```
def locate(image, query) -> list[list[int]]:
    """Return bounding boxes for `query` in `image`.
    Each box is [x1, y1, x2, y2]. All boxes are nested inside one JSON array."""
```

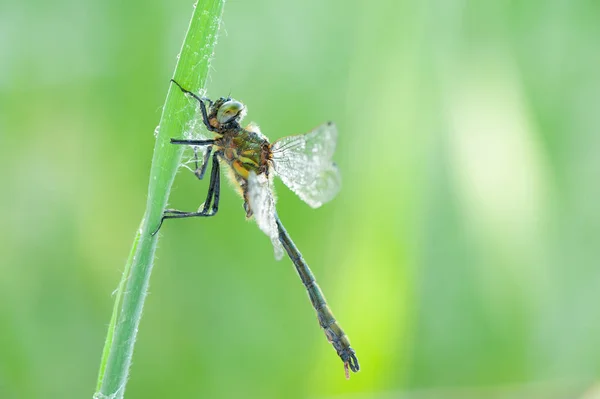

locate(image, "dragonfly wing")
[[271, 122, 341, 208], [247, 171, 284, 260]]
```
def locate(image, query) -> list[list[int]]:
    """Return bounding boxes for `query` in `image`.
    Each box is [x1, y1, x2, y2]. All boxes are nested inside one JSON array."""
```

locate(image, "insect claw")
[[150, 218, 165, 236], [170, 78, 183, 91]]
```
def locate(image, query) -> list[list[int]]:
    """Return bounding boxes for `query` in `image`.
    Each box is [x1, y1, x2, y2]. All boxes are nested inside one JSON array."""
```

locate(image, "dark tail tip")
[[349, 353, 360, 372]]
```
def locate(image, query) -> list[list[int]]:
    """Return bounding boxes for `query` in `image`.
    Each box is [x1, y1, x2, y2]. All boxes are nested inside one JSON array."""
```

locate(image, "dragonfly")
[[155, 79, 359, 378]]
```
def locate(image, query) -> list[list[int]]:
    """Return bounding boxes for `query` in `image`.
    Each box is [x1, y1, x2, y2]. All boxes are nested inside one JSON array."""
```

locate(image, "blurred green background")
[[1, 0, 600, 398]]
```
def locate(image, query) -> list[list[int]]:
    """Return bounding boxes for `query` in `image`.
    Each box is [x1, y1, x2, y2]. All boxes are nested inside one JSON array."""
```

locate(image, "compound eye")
[[217, 100, 244, 124]]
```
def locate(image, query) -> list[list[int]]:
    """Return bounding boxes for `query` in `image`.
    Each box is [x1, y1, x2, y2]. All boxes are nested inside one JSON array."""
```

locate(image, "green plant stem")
[[95, 224, 141, 393], [94, 1, 225, 397]]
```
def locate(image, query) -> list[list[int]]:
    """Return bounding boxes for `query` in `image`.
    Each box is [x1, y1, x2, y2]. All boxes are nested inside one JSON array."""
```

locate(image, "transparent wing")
[[247, 171, 284, 260], [270, 122, 341, 208]]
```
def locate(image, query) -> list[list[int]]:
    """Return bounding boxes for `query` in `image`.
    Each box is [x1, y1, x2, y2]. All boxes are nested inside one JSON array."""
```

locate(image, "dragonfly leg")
[[151, 154, 220, 235], [170, 79, 215, 132], [242, 186, 253, 218], [171, 138, 215, 146], [193, 145, 212, 180], [207, 153, 221, 213]]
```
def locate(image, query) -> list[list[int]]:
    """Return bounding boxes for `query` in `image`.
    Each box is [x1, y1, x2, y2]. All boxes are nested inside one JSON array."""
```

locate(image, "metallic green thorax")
[[230, 127, 270, 173], [206, 98, 270, 180]]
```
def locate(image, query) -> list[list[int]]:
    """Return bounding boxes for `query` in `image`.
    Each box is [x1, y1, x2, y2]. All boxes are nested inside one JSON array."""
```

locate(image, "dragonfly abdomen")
[[275, 216, 359, 377], [308, 281, 359, 375]]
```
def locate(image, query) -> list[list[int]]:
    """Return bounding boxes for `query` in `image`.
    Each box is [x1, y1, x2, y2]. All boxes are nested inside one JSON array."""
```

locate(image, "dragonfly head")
[[214, 98, 246, 125]]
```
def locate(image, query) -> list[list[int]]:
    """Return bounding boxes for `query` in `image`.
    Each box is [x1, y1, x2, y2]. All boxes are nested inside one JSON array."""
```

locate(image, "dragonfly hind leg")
[[151, 154, 221, 235]]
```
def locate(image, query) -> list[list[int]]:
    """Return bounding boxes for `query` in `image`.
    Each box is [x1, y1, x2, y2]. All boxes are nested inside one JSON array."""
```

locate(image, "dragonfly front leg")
[[170, 79, 214, 132], [151, 153, 221, 235]]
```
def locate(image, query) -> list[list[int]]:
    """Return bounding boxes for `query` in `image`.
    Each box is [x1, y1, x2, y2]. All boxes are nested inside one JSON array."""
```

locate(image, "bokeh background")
[[2, 0, 600, 398]]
